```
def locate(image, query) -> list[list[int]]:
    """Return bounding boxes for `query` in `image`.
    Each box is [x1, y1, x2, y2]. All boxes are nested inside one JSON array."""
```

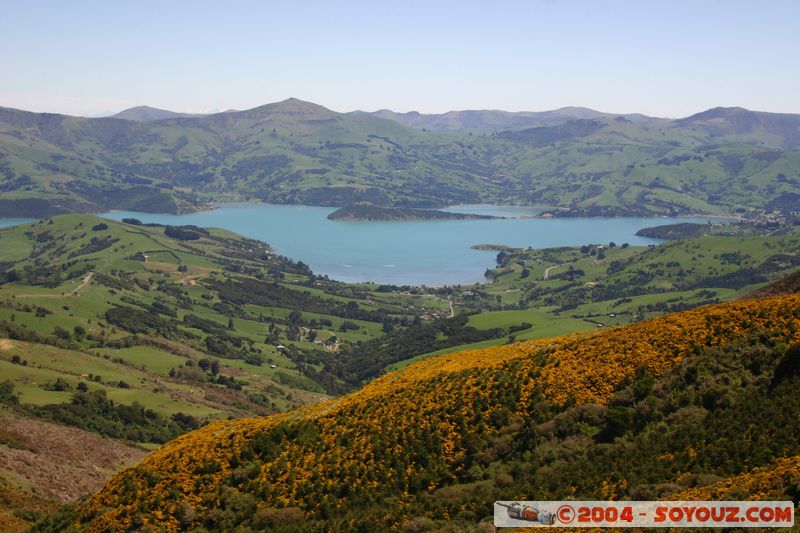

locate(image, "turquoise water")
[[100, 204, 720, 286], [0, 218, 35, 228]]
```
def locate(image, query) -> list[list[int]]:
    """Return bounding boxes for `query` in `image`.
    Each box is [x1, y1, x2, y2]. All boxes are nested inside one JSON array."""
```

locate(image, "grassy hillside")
[[374, 226, 800, 369], [0, 215, 454, 423], [1, 101, 800, 218], [52, 292, 800, 531], [0, 214, 476, 529]]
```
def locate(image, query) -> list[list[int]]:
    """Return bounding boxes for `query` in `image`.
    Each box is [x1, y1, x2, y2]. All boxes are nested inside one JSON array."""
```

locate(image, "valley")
[[1, 212, 798, 529]]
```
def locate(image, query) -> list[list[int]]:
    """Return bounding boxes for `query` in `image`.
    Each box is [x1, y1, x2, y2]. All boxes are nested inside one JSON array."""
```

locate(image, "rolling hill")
[[362, 106, 661, 132], [112, 106, 205, 122], [0, 214, 460, 529], [45, 287, 800, 531], [1, 100, 800, 218]]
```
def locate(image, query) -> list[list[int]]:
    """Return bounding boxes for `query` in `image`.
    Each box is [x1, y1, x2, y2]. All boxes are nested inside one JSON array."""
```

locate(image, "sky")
[[1, 0, 798, 118]]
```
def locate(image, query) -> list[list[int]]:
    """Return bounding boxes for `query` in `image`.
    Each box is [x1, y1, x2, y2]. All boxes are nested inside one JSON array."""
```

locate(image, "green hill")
[[0, 214, 478, 529], [39, 291, 800, 531], [0, 214, 450, 421], [112, 106, 204, 122], [1, 101, 799, 218], [362, 106, 640, 132], [326, 202, 497, 221]]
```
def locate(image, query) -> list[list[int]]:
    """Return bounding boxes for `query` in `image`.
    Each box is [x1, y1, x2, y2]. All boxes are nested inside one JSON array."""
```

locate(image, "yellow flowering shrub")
[[671, 455, 800, 500], [77, 294, 800, 531]]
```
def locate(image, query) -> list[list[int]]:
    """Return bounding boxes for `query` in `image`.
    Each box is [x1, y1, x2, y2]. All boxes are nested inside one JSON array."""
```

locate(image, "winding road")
[[543, 263, 564, 280]]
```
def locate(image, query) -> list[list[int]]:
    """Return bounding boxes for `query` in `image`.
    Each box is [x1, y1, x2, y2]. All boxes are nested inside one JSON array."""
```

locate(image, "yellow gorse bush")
[[79, 294, 800, 531], [672, 455, 800, 501]]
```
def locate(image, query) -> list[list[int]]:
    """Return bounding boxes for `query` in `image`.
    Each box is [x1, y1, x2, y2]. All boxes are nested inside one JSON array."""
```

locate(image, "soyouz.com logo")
[[493, 501, 795, 528]]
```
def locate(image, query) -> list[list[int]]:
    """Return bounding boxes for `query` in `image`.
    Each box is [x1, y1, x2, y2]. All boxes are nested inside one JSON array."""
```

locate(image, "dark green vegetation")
[[309, 314, 507, 386], [2, 100, 800, 218], [635, 221, 712, 240], [2, 383, 201, 444], [326, 202, 497, 221]]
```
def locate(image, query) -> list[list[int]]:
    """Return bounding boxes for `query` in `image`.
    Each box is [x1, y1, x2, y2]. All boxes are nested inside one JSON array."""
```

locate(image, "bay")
[[100, 204, 721, 286]]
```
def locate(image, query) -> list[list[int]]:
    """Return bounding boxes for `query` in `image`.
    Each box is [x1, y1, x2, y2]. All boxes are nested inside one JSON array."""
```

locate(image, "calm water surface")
[[0, 218, 35, 228], [98, 204, 719, 286]]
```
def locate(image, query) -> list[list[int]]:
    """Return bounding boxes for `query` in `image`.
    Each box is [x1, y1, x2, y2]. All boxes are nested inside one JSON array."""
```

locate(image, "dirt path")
[[70, 271, 94, 295], [13, 272, 94, 299], [543, 263, 564, 280], [448, 298, 454, 318]]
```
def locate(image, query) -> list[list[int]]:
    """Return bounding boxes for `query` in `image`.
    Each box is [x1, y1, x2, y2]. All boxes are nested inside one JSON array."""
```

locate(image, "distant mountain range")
[[112, 106, 204, 121], [112, 106, 240, 122], [1, 98, 799, 217], [360, 106, 662, 132], [113, 103, 662, 131]]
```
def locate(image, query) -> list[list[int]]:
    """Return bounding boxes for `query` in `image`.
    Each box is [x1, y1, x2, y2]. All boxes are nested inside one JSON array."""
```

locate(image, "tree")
[[210, 359, 220, 375], [53, 326, 71, 340], [228, 317, 235, 329], [0, 381, 18, 404], [77, 382, 89, 392], [73, 325, 87, 340]]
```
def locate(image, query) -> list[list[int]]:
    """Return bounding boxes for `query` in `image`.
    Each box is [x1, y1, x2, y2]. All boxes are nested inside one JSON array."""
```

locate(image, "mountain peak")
[[240, 98, 336, 120], [113, 106, 201, 122]]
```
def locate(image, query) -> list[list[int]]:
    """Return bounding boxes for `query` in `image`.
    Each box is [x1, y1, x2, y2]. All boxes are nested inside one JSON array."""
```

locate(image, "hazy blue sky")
[[1, 0, 798, 117]]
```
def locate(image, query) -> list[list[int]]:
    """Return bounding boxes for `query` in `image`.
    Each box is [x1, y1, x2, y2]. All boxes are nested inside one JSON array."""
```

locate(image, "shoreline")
[[0, 196, 749, 223]]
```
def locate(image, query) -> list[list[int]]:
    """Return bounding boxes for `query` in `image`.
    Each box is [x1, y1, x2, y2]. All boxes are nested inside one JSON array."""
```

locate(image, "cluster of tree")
[[1, 387, 202, 444], [3, 260, 91, 288], [67, 235, 120, 258], [295, 314, 505, 390], [206, 277, 396, 323], [164, 225, 208, 241], [104, 305, 186, 338]]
